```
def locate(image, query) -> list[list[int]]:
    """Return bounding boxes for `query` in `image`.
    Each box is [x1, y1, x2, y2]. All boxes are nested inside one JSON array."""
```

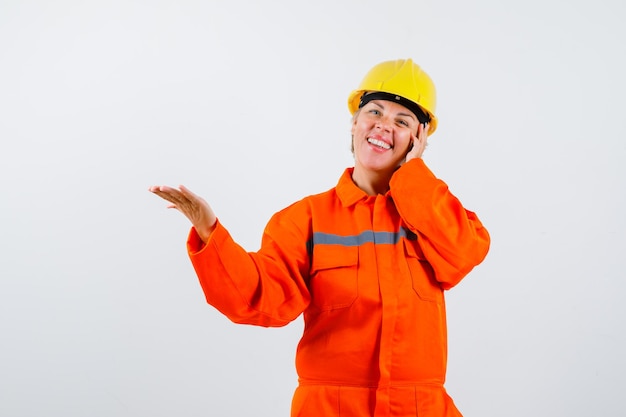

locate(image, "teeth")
[[367, 138, 391, 149]]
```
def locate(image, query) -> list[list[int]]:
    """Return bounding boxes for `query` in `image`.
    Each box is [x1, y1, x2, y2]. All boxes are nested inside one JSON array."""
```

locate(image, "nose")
[[375, 115, 393, 132]]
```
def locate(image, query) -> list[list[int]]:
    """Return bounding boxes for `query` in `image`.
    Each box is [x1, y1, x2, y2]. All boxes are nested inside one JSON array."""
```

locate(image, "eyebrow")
[[370, 100, 416, 121]]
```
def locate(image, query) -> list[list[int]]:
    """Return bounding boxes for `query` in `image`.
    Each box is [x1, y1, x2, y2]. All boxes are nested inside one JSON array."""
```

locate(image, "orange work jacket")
[[187, 158, 490, 417]]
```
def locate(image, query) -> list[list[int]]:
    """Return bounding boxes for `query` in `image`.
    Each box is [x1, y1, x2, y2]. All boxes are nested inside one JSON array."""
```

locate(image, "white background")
[[1, 0, 625, 416]]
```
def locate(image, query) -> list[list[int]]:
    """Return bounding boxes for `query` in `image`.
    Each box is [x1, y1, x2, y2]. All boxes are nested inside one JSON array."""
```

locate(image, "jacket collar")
[[336, 167, 371, 207]]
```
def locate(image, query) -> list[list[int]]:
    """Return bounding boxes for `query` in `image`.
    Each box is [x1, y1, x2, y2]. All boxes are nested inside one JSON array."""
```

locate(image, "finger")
[[410, 131, 418, 149], [417, 124, 429, 149], [178, 184, 201, 202], [149, 185, 178, 195], [150, 186, 188, 207], [413, 130, 423, 150]]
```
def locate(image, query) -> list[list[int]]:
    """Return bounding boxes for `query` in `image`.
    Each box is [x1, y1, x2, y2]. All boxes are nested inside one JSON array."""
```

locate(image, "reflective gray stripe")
[[312, 229, 408, 247]]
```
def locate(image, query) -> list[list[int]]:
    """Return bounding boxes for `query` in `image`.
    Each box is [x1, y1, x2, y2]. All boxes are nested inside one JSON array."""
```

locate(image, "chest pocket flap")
[[309, 244, 359, 311], [403, 239, 443, 304]]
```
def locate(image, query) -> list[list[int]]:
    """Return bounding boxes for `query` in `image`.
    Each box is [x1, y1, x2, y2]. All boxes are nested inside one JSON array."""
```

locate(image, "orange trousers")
[[292, 384, 462, 417]]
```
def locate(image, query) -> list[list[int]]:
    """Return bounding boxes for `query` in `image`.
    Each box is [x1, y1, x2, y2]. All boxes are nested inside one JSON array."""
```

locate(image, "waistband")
[[298, 379, 445, 389]]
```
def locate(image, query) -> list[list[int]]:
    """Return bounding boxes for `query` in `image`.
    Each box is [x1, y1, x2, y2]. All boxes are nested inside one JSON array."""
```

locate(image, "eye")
[[368, 109, 381, 116], [397, 119, 410, 127]]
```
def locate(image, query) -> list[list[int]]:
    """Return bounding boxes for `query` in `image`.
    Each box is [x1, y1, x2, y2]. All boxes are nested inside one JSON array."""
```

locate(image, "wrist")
[[196, 219, 217, 243]]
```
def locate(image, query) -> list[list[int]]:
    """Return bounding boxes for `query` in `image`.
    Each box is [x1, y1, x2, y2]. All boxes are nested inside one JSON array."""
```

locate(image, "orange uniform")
[[187, 158, 490, 416]]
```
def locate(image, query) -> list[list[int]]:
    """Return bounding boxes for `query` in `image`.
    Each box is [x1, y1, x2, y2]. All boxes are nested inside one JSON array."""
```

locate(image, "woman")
[[150, 58, 490, 417]]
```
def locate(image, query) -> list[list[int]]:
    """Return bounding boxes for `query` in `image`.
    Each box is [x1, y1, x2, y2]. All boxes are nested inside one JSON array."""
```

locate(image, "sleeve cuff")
[[186, 219, 221, 255]]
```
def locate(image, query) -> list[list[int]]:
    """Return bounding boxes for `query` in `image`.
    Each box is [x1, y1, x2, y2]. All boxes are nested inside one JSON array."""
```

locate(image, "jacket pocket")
[[403, 240, 443, 304], [309, 245, 359, 311]]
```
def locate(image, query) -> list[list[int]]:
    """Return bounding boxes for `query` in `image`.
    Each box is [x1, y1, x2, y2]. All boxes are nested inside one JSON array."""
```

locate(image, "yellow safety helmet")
[[348, 58, 438, 135]]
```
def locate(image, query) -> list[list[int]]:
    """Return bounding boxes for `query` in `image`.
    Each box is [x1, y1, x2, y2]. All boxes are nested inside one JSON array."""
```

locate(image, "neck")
[[351, 167, 392, 196]]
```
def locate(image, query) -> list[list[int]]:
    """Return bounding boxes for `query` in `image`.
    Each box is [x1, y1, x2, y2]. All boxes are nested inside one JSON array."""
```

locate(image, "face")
[[351, 99, 420, 176]]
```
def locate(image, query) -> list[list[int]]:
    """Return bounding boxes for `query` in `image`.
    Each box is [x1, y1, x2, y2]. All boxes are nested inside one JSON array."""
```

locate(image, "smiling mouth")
[[367, 137, 391, 150]]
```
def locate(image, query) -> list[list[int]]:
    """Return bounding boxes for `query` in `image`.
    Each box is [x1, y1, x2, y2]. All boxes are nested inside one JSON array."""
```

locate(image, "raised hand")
[[149, 184, 217, 242], [406, 123, 430, 161]]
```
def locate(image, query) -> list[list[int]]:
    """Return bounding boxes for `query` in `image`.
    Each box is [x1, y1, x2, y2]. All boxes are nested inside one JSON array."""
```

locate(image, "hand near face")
[[148, 185, 217, 242], [405, 123, 430, 162]]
